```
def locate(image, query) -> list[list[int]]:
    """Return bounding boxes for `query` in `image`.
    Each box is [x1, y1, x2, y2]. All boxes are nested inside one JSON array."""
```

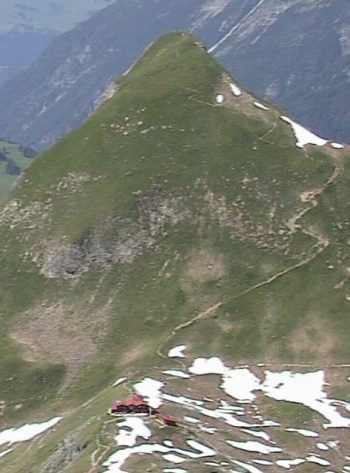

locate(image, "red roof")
[[111, 394, 148, 408]]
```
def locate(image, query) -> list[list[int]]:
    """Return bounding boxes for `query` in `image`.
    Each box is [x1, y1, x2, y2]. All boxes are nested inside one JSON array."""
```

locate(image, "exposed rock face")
[[39, 423, 91, 473], [2, 178, 292, 281]]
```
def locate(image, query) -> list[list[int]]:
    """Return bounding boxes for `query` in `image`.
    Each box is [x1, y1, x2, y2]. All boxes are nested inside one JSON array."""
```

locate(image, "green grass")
[[0, 32, 349, 471], [0, 139, 36, 200]]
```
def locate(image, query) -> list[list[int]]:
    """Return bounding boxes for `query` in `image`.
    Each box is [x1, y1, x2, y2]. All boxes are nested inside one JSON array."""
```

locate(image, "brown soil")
[[9, 301, 100, 388], [184, 247, 226, 284]]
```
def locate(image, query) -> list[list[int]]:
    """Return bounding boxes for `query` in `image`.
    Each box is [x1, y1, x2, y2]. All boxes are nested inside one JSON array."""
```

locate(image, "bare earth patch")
[[9, 302, 98, 388], [185, 247, 226, 284]]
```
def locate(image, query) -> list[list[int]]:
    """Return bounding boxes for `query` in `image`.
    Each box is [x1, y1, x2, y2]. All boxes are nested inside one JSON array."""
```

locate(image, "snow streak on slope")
[[280, 116, 327, 148], [209, 0, 265, 53], [191, 0, 232, 30], [0, 417, 62, 459], [103, 348, 350, 473]]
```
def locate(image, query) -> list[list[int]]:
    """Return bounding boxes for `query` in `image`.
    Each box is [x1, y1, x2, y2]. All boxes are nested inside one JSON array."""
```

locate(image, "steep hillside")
[[0, 33, 349, 472], [0, 0, 350, 149], [0, 139, 36, 199]]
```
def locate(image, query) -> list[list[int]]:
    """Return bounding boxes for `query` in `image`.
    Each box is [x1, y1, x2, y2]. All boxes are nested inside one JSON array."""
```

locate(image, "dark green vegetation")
[[0, 32, 349, 471], [0, 139, 36, 199]]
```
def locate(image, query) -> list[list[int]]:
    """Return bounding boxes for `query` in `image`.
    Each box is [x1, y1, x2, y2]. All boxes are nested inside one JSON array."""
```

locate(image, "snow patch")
[[199, 425, 217, 434], [184, 416, 200, 424], [227, 439, 282, 454], [262, 370, 350, 428], [163, 370, 190, 379], [216, 94, 225, 104], [163, 392, 251, 428], [253, 101, 269, 111], [168, 345, 186, 358], [241, 429, 271, 442], [113, 377, 127, 387], [163, 453, 186, 464], [0, 417, 62, 447], [306, 455, 331, 466], [230, 82, 242, 97], [0, 448, 12, 459], [103, 444, 171, 472], [286, 428, 318, 437], [222, 368, 261, 401], [104, 438, 216, 471], [330, 142, 344, 149], [276, 459, 305, 469], [190, 357, 350, 428], [280, 116, 327, 148], [317, 442, 329, 451], [189, 357, 226, 375], [134, 378, 164, 408], [233, 459, 264, 473], [189, 358, 260, 401], [115, 417, 151, 447], [253, 459, 273, 465], [186, 439, 216, 457]]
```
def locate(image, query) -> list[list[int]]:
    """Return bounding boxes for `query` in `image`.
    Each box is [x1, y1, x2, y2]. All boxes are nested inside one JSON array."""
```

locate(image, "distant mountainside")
[[0, 0, 349, 150], [0, 32, 349, 473], [0, 0, 114, 86], [0, 0, 114, 34], [0, 30, 58, 87]]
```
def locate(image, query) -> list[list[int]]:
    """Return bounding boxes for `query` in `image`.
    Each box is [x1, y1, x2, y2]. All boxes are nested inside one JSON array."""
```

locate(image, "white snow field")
[[0, 416, 62, 456], [280, 116, 328, 148], [115, 417, 151, 447]]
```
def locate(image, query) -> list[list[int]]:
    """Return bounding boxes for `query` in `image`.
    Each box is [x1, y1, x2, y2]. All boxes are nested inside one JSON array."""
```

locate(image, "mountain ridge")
[[1, 0, 350, 151]]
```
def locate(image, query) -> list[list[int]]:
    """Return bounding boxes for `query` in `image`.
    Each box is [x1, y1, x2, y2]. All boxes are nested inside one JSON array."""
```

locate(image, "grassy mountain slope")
[[0, 139, 36, 200], [0, 32, 349, 471]]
